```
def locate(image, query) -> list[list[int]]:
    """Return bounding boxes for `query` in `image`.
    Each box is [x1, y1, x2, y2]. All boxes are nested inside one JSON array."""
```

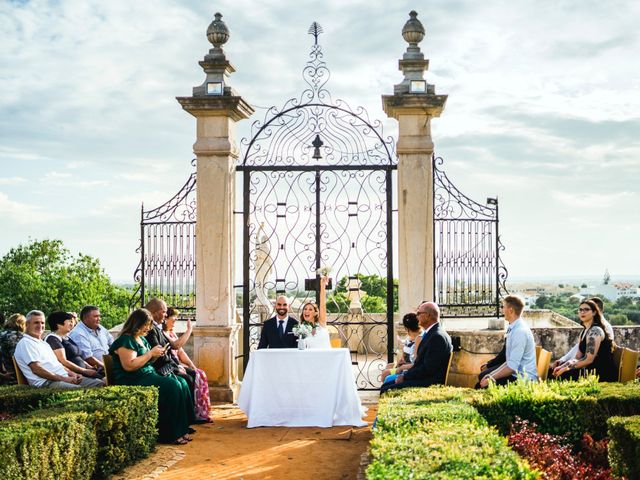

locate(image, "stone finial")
[[207, 13, 230, 54], [402, 10, 425, 46], [191, 12, 236, 97]]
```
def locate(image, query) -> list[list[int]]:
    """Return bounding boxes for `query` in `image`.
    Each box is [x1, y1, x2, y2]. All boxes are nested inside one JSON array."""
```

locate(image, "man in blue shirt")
[[478, 295, 538, 388], [68, 305, 114, 371]]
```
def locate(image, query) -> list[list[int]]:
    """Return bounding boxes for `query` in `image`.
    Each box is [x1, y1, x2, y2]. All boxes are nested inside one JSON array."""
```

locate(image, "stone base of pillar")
[[193, 325, 241, 403], [209, 384, 240, 403]]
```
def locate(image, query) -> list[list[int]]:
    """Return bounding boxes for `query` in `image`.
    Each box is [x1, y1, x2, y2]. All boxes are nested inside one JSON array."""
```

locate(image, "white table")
[[237, 348, 367, 428]]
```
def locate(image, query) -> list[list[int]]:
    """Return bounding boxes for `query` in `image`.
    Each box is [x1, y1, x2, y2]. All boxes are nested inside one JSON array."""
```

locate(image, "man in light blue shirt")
[[479, 295, 538, 387], [68, 305, 114, 370]]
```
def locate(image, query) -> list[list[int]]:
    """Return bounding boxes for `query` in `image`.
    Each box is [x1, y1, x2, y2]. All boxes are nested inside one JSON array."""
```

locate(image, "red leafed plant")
[[508, 419, 613, 480], [0, 412, 13, 421]]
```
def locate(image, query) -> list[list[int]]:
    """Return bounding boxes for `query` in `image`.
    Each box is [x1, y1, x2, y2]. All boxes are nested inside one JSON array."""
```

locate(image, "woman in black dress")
[[46, 311, 104, 381], [552, 299, 616, 382]]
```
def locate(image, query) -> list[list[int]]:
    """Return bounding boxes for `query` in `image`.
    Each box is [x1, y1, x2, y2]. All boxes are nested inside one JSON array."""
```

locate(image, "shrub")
[[508, 419, 612, 480], [368, 386, 538, 479], [472, 377, 640, 444], [0, 411, 97, 480], [0, 385, 158, 478], [607, 415, 640, 480]]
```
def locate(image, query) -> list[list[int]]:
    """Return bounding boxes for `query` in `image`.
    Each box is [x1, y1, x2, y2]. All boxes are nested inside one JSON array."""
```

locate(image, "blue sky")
[[1, 0, 639, 283]]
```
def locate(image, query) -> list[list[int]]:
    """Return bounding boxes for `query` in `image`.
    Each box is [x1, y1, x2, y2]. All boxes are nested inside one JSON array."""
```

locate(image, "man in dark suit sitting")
[[380, 301, 452, 393], [144, 298, 197, 415], [258, 295, 299, 349]]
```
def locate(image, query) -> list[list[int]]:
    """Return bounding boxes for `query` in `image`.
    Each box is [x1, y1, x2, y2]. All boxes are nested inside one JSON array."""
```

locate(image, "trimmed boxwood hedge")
[[607, 415, 640, 480], [369, 379, 640, 479], [0, 385, 158, 479], [369, 387, 538, 479]]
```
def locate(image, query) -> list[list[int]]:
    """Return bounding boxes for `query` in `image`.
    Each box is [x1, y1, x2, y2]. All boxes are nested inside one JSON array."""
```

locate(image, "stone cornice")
[[176, 95, 255, 121], [382, 94, 448, 119], [193, 324, 241, 337]]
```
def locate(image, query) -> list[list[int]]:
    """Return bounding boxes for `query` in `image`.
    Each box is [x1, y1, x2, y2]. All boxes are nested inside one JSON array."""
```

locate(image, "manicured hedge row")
[[368, 387, 538, 479], [369, 379, 640, 479], [472, 378, 640, 444], [607, 415, 640, 480], [0, 385, 158, 479], [0, 411, 96, 480]]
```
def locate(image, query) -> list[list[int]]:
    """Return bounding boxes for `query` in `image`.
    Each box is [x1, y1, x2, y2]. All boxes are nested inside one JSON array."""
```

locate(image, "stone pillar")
[[176, 13, 254, 402], [382, 11, 447, 316]]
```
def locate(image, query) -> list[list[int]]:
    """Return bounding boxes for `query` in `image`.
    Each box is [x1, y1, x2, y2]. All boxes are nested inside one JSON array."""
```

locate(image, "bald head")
[[145, 298, 167, 323], [275, 295, 290, 319], [416, 301, 440, 328]]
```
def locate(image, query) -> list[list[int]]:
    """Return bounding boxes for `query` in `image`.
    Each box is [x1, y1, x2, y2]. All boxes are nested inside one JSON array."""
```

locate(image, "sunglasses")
[[578, 307, 592, 313]]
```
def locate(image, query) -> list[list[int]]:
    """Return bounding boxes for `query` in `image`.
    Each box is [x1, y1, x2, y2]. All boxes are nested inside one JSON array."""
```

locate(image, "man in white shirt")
[[551, 297, 614, 370], [68, 305, 114, 370], [14, 310, 103, 389]]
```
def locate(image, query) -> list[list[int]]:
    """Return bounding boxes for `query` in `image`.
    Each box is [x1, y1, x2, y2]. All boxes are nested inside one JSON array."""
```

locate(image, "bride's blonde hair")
[[301, 302, 319, 323]]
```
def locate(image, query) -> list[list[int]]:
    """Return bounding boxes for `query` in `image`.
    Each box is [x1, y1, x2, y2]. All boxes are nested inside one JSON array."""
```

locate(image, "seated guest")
[[45, 311, 104, 382], [109, 308, 195, 444], [478, 295, 537, 388], [68, 305, 114, 370], [380, 312, 423, 384], [551, 296, 614, 371], [380, 302, 452, 394], [14, 310, 104, 389], [552, 299, 616, 382], [163, 307, 212, 422], [144, 298, 197, 411], [0, 313, 26, 384]]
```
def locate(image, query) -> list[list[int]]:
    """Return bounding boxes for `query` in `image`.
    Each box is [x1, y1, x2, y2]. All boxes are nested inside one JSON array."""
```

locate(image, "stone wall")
[[446, 325, 640, 388]]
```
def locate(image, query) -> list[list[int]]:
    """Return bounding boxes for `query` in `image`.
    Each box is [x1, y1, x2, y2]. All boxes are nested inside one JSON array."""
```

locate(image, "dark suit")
[[146, 323, 197, 410], [380, 322, 452, 393], [257, 316, 299, 349]]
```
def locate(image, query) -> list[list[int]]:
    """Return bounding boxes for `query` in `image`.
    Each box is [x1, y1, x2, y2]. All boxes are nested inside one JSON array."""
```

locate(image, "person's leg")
[[476, 365, 502, 389], [45, 380, 81, 389], [79, 376, 105, 387]]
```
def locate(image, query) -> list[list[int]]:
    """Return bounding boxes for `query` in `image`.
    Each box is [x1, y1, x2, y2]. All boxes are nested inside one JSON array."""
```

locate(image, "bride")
[[300, 275, 331, 349]]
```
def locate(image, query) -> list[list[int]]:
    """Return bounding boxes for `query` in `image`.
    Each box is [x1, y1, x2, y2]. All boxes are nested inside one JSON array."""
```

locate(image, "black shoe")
[[193, 418, 208, 424], [187, 427, 196, 434]]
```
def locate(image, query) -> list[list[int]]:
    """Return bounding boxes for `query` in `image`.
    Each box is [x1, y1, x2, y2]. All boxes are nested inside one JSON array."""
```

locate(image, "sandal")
[[174, 436, 189, 445], [183, 434, 193, 442]]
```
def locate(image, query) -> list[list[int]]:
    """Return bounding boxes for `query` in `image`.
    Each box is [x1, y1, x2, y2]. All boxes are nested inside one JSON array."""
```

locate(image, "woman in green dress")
[[109, 308, 194, 444]]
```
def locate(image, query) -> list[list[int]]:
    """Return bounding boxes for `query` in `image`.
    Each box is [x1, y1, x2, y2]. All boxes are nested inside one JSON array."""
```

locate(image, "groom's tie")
[[278, 320, 284, 340]]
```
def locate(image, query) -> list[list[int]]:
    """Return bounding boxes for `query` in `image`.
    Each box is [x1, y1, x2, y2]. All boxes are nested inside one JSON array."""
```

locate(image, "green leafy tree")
[[333, 273, 398, 312], [535, 295, 549, 309], [0, 239, 131, 329]]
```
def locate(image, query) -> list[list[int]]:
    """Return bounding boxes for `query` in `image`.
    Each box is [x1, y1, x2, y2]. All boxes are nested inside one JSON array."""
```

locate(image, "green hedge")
[[369, 387, 538, 479], [369, 380, 640, 479], [0, 411, 96, 480], [607, 415, 640, 480], [0, 385, 158, 479], [471, 378, 640, 444]]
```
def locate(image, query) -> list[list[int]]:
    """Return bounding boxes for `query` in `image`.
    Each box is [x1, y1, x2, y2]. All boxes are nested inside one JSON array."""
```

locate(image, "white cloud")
[[0, 176, 27, 185], [0, 192, 60, 224], [551, 191, 635, 208]]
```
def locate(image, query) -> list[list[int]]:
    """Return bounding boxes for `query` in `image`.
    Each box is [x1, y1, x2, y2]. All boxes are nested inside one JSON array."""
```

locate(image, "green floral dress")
[[109, 334, 193, 443]]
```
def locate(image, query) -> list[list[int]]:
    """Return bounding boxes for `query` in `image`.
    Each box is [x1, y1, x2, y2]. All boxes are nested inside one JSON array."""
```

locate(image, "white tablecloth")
[[237, 348, 367, 428]]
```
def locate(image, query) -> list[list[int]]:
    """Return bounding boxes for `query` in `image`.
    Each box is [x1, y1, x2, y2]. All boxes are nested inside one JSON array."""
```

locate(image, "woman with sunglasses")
[[552, 299, 616, 382]]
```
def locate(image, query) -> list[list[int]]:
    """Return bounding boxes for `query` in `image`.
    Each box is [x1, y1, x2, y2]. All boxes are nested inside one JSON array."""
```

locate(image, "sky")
[[1, 0, 639, 284]]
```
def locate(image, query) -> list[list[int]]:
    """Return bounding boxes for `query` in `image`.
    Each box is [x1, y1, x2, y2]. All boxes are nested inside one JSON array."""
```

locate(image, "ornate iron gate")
[[236, 30, 397, 390], [131, 162, 197, 314], [433, 155, 508, 317]]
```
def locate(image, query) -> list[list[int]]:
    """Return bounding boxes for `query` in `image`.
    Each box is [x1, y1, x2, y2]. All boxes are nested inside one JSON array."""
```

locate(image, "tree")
[[0, 239, 131, 329], [535, 295, 549, 309], [581, 283, 587, 288]]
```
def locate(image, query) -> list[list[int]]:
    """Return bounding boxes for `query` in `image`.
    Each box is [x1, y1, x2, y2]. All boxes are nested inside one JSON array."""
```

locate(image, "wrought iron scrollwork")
[[433, 155, 509, 318], [133, 160, 198, 314], [239, 31, 397, 390]]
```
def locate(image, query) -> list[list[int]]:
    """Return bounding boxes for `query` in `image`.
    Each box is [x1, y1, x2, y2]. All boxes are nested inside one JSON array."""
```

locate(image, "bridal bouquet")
[[292, 322, 313, 339], [316, 266, 332, 277]]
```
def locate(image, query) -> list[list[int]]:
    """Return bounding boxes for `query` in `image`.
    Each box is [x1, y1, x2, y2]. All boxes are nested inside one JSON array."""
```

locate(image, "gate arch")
[[236, 32, 397, 390]]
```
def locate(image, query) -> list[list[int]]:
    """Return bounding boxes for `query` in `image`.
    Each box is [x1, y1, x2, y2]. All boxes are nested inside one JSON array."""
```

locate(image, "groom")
[[257, 295, 299, 349]]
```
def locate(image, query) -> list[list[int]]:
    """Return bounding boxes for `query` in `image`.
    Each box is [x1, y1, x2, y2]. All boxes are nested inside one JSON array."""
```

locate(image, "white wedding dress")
[[305, 324, 331, 349]]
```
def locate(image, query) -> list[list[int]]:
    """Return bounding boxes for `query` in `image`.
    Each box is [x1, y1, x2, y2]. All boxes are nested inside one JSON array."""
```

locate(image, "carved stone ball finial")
[[207, 12, 230, 50], [402, 10, 425, 46]]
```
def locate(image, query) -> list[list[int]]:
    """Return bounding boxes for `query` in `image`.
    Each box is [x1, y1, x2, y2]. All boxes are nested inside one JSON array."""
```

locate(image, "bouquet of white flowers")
[[292, 322, 313, 339], [316, 266, 332, 277]]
